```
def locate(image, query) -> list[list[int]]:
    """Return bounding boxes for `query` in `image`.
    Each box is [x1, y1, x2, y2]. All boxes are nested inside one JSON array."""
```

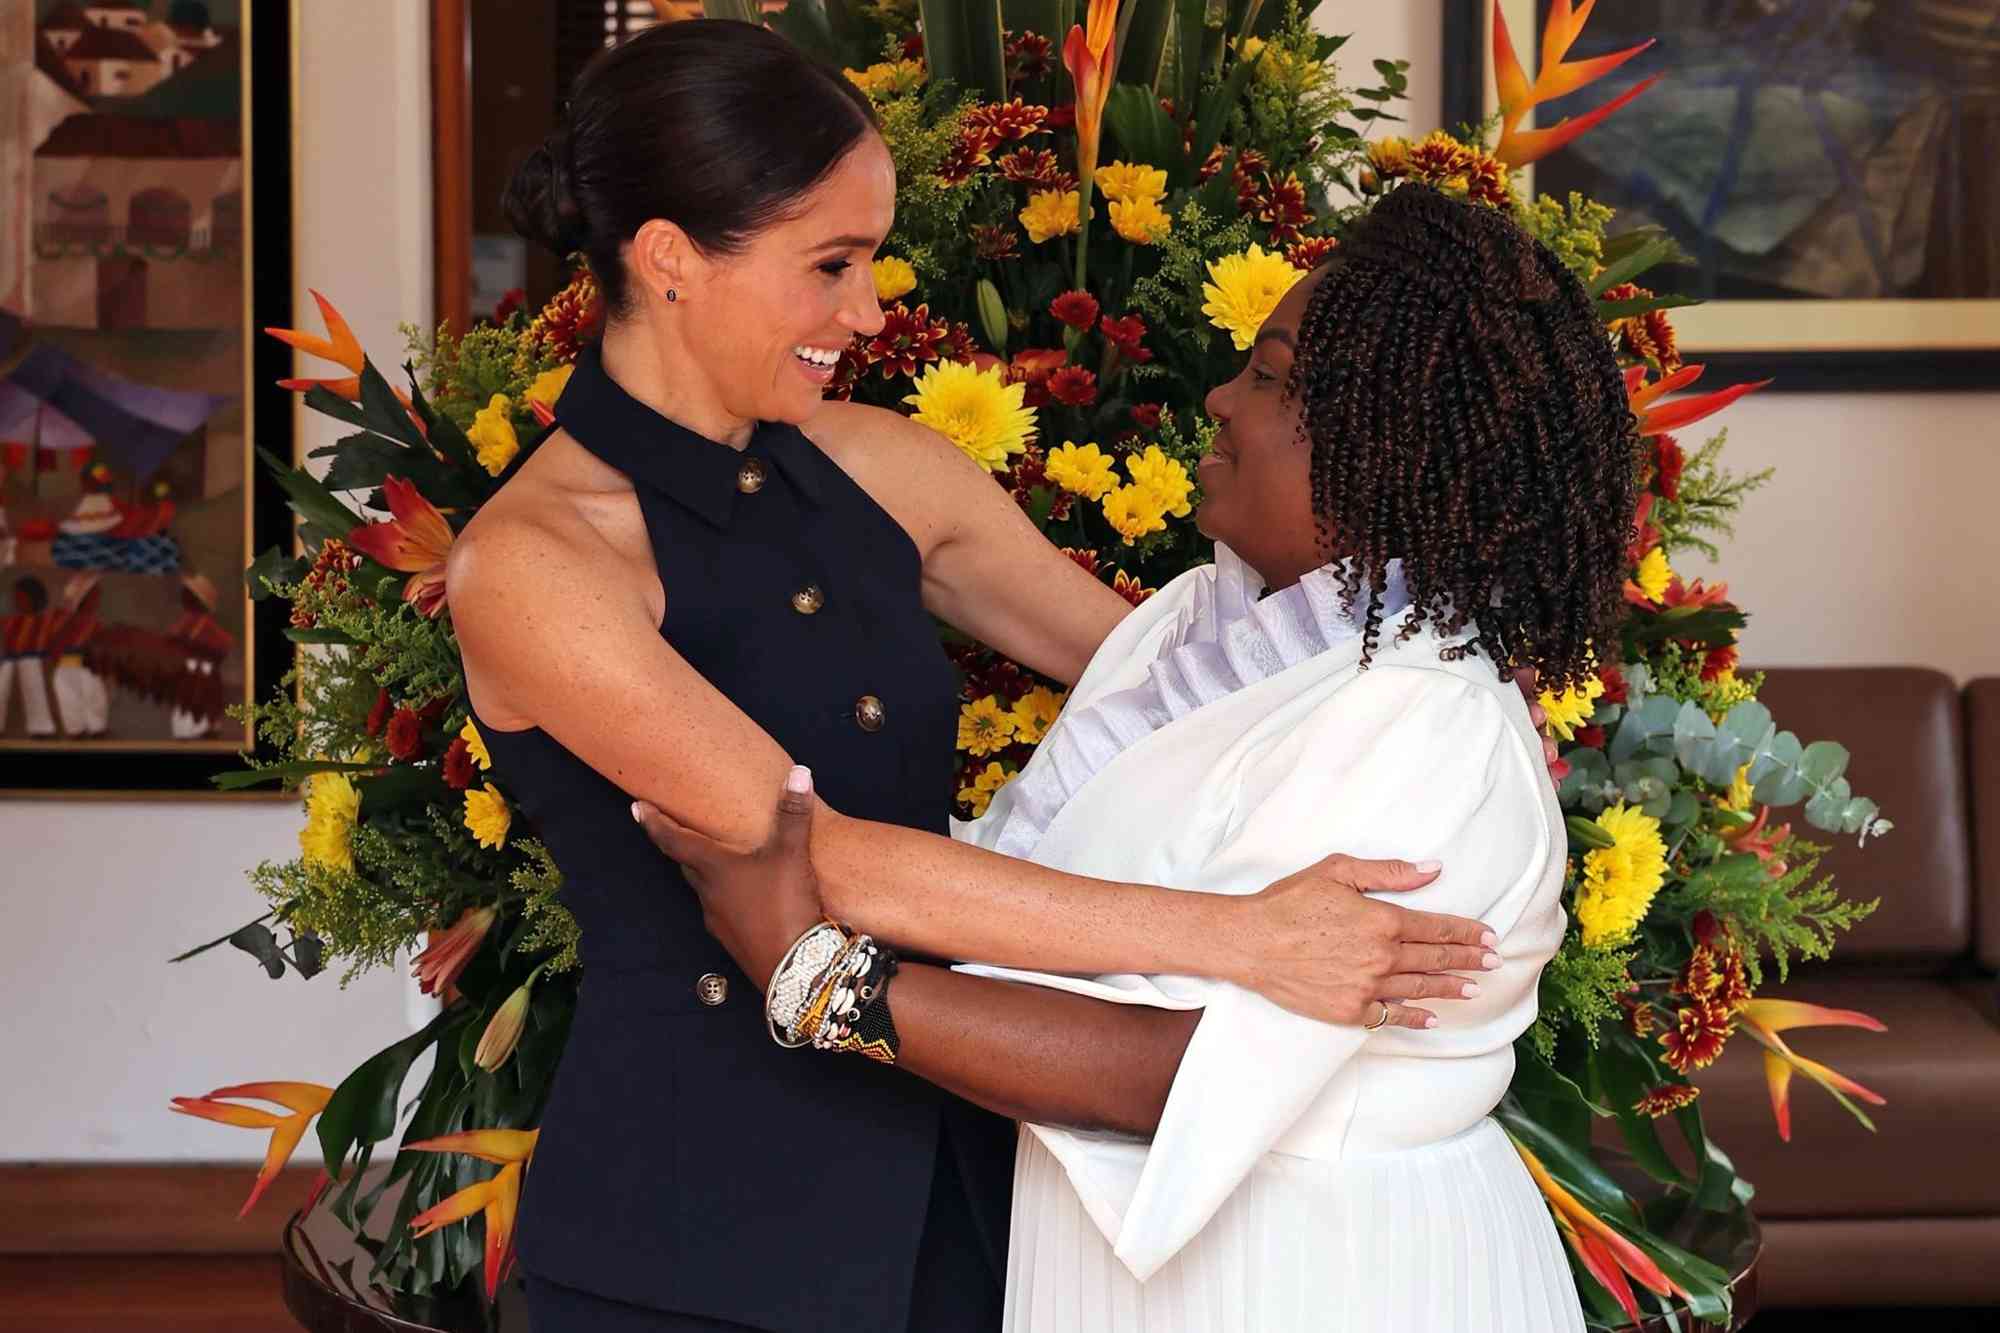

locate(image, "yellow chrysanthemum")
[[299, 771, 361, 873], [1109, 196, 1172, 245], [1095, 160, 1167, 203], [1722, 762, 1754, 812], [1575, 804, 1669, 947], [1368, 136, 1412, 177], [957, 695, 1017, 756], [1044, 441, 1118, 500], [844, 59, 926, 98], [1019, 189, 1081, 244], [957, 762, 1015, 818], [1103, 484, 1170, 546], [1009, 687, 1067, 746], [1238, 35, 1323, 89], [468, 393, 520, 477], [523, 364, 572, 413], [1201, 245, 1306, 351], [871, 255, 917, 303], [1539, 673, 1607, 743], [1123, 445, 1193, 518], [459, 720, 491, 771], [903, 360, 1037, 474], [1631, 548, 1673, 603], [464, 782, 512, 851]]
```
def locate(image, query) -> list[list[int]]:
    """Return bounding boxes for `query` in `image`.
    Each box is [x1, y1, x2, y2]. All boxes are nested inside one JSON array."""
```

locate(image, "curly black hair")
[[1287, 182, 1639, 692]]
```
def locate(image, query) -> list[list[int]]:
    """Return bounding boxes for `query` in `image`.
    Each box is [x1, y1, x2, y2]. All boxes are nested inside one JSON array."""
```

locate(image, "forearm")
[[816, 809, 1243, 979], [889, 963, 1201, 1137]]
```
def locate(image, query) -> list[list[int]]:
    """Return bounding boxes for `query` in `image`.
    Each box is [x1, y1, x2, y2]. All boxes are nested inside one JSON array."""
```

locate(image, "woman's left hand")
[[1510, 666, 1562, 782], [632, 766, 825, 985]]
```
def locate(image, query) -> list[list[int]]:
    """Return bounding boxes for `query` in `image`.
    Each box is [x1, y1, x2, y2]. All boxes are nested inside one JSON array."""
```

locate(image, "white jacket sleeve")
[[962, 665, 1562, 1280]]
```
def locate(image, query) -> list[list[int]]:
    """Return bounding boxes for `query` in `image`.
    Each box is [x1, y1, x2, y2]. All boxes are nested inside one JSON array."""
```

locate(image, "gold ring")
[[1363, 1000, 1392, 1031]]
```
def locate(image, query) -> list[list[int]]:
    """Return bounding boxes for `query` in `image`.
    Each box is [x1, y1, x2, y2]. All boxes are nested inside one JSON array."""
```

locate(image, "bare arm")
[[451, 504, 1497, 1026]]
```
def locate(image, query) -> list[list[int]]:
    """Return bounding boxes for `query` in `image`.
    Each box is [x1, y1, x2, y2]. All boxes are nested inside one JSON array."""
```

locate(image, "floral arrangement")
[[171, 2, 1890, 1325]]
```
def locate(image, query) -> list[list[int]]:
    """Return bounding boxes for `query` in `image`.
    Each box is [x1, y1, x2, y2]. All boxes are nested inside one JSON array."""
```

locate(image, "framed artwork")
[[1, 0, 293, 794], [1443, 0, 2000, 390]]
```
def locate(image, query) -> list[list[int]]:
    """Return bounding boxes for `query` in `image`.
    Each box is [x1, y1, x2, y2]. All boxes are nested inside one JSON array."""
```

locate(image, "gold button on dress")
[[854, 695, 885, 732], [736, 458, 767, 494], [791, 584, 824, 615], [695, 973, 730, 1006]]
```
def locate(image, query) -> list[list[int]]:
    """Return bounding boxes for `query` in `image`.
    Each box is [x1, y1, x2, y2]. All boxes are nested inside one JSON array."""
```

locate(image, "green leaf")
[[1595, 292, 1702, 322], [919, 0, 1007, 100], [211, 759, 377, 791], [259, 447, 363, 546], [227, 922, 288, 979], [1591, 1032, 1692, 1190], [300, 385, 370, 430], [356, 360, 429, 454], [285, 627, 360, 645], [168, 909, 277, 963], [1671, 700, 1717, 779], [1567, 814, 1616, 850], [1798, 739, 1850, 787], [1512, 1037, 1610, 1145], [1750, 731, 1807, 805], [401, 369, 483, 480], [1173, 0, 1205, 119], [245, 545, 307, 600], [700, 0, 762, 20], [1587, 232, 1689, 297], [317, 1010, 451, 1180], [1115, 0, 1175, 92], [1104, 82, 1185, 182], [357, 765, 450, 822], [1495, 1096, 1643, 1229], [1188, 40, 1264, 172]]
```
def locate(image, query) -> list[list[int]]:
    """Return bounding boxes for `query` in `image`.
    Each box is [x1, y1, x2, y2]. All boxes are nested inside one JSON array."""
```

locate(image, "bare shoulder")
[[798, 399, 997, 556]]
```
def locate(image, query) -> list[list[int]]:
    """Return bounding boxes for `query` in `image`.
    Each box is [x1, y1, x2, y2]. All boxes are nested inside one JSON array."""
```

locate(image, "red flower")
[[1597, 665, 1629, 705], [1197, 144, 1229, 182], [385, 707, 425, 762], [522, 269, 604, 363], [411, 906, 497, 999], [1691, 909, 1723, 947], [1285, 235, 1340, 270], [442, 735, 479, 791], [1659, 1000, 1735, 1074], [996, 148, 1076, 192], [824, 341, 868, 401], [1676, 945, 1723, 1002], [1050, 290, 1100, 330], [1099, 314, 1150, 363], [1005, 31, 1054, 83], [1723, 805, 1792, 879], [1633, 1084, 1701, 1118], [1008, 347, 1068, 408], [963, 98, 1050, 143], [1061, 547, 1101, 577], [1251, 172, 1313, 243], [364, 687, 392, 738], [1045, 103, 1076, 130], [492, 288, 524, 325], [1111, 570, 1155, 606], [1573, 723, 1606, 750], [1650, 434, 1685, 500], [1718, 949, 1753, 1012], [867, 302, 952, 378], [1701, 644, 1739, 681], [1619, 992, 1657, 1038], [938, 125, 1003, 184], [972, 225, 1021, 261], [1130, 401, 1164, 431], [1046, 366, 1098, 407]]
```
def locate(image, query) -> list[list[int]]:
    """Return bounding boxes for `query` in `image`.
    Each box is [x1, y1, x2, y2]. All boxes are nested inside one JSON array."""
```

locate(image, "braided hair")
[[1289, 182, 1639, 692]]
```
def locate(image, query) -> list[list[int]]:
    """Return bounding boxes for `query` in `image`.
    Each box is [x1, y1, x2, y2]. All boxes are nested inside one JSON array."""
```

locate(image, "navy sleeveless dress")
[[475, 346, 1013, 1331]]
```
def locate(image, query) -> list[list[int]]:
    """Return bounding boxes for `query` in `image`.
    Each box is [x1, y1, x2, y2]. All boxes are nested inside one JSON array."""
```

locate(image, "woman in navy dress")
[[452, 21, 1515, 1332]]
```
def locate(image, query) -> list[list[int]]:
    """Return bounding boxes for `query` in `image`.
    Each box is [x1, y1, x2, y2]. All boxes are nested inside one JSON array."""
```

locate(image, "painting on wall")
[[1, 0, 292, 793], [1445, 0, 2000, 390]]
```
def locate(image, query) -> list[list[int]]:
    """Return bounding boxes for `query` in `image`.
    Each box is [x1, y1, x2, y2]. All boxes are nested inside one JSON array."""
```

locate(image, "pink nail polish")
[[1414, 858, 1441, 873], [785, 765, 812, 794], [1482, 952, 1503, 970], [1423, 1014, 1438, 1028], [1480, 930, 1499, 949], [1461, 981, 1481, 998]]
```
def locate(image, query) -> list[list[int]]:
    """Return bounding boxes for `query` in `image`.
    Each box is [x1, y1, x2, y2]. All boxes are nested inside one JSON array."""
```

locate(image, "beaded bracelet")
[[765, 920, 846, 1049]]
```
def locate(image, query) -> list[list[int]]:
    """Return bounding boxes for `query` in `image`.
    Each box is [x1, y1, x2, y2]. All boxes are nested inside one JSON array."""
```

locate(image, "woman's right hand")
[[1229, 854, 1503, 1030]]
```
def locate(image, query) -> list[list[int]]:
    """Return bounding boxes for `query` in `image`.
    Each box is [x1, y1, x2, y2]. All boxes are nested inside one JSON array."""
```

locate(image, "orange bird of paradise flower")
[[266, 290, 367, 400], [168, 1081, 334, 1217], [404, 1128, 540, 1300], [1737, 998, 1887, 1141], [1492, 0, 1659, 168], [1626, 364, 1772, 438], [345, 475, 455, 618], [1512, 1135, 1685, 1324], [1062, 0, 1119, 201]]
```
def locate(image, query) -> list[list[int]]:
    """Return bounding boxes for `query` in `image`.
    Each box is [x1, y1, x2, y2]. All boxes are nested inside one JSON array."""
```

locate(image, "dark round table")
[[281, 1159, 1761, 1331]]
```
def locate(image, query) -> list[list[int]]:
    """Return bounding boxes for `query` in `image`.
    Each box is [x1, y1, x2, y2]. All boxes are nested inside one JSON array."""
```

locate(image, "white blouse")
[[952, 546, 1575, 1323]]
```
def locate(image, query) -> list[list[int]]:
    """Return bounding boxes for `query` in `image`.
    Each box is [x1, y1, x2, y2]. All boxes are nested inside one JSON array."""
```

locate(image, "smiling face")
[[652, 132, 896, 426], [1196, 268, 1329, 590]]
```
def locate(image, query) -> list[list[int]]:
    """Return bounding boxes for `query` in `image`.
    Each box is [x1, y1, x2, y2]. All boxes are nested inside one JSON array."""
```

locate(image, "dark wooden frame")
[[1440, 0, 2000, 392], [3, 4, 295, 796]]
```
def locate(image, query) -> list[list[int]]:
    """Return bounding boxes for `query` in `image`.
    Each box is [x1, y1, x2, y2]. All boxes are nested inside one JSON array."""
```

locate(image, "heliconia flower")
[[404, 1128, 540, 1300], [1491, 0, 1659, 168], [1512, 1134, 1681, 1323], [1062, 0, 1119, 199], [345, 476, 454, 617], [1721, 804, 1792, 878], [168, 1081, 335, 1217], [1627, 363, 1772, 438], [411, 905, 497, 997], [1737, 998, 1887, 1141], [266, 290, 365, 399], [1662, 575, 1730, 610]]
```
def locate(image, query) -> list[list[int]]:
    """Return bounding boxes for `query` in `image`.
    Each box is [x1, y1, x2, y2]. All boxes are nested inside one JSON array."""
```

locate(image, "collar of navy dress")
[[552, 341, 826, 529]]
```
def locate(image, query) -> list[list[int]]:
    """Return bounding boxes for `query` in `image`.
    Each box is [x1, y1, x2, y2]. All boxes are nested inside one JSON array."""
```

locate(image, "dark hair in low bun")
[[502, 20, 879, 316]]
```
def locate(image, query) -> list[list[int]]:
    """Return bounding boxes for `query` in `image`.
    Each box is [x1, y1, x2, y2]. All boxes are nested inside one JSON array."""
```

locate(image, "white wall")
[[0, 0, 434, 1163], [1319, 3, 1999, 683]]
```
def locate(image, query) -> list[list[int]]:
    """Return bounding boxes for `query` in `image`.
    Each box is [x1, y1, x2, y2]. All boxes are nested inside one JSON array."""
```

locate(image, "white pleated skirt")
[[1003, 1117, 1585, 1333]]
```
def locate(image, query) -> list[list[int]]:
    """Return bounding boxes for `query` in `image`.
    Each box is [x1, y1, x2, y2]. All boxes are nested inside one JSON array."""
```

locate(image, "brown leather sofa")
[[1689, 668, 2000, 1308]]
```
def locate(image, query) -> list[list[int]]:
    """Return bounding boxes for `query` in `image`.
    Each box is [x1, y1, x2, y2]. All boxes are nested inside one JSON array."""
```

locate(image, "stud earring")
[[666, 289, 677, 303]]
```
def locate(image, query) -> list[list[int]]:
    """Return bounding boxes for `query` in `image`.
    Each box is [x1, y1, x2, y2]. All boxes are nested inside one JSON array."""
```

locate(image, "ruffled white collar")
[[987, 545, 1409, 859]]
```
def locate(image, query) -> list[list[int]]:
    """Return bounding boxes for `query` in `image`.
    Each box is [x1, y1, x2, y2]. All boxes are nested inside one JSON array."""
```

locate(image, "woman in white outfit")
[[648, 182, 1634, 1331]]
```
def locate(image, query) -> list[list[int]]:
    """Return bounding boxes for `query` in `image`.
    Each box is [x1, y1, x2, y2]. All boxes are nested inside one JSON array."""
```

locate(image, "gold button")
[[854, 695, 885, 732], [695, 973, 729, 1006], [790, 584, 824, 615], [736, 459, 767, 494]]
